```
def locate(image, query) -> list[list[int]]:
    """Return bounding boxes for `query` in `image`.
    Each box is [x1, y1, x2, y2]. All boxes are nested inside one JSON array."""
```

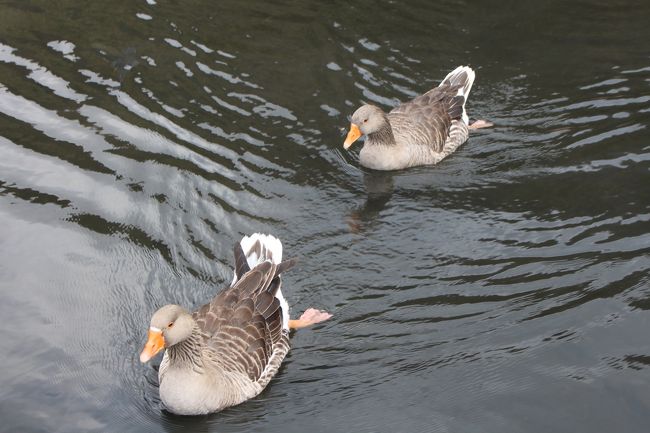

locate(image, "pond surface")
[[1, 1, 650, 432]]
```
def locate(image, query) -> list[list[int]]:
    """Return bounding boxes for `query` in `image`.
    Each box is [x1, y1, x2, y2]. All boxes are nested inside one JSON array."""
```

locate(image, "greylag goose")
[[139, 233, 331, 415], [343, 65, 491, 170]]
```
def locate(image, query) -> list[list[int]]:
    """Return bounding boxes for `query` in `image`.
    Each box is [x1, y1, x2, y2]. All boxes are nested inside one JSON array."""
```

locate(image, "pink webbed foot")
[[289, 308, 332, 330], [469, 119, 494, 129], [299, 308, 332, 324]]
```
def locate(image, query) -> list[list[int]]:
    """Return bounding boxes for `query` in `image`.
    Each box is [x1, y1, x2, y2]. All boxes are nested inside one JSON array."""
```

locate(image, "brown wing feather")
[[388, 82, 465, 153], [234, 265, 268, 297], [233, 243, 250, 280], [192, 259, 288, 382]]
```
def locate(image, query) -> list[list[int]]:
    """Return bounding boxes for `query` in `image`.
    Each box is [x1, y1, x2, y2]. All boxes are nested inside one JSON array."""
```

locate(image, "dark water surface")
[[1, 1, 650, 432]]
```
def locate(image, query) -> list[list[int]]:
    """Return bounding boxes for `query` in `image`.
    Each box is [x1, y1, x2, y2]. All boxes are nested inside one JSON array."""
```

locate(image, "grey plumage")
[[344, 66, 476, 171]]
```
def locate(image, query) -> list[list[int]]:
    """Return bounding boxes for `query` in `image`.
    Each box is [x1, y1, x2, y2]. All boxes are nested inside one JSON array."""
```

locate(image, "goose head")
[[139, 304, 194, 363], [343, 105, 389, 149]]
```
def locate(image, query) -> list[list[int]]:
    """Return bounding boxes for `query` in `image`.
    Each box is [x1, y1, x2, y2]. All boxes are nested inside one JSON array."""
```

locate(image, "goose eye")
[[363, 119, 368, 123], [167, 322, 174, 328]]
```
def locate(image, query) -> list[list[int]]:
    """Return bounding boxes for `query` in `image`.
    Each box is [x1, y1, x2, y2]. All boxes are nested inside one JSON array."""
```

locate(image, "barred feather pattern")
[[256, 330, 290, 389]]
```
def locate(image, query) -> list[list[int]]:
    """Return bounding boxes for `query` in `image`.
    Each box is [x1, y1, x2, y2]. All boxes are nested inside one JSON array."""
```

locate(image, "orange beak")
[[343, 123, 362, 149], [139, 328, 165, 363]]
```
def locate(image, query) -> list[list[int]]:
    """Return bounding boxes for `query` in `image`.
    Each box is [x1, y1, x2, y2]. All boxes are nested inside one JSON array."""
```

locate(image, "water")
[[1, 1, 650, 432]]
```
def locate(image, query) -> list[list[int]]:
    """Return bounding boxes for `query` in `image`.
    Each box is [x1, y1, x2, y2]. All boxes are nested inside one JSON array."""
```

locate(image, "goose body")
[[140, 234, 330, 415], [343, 66, 481, 170]]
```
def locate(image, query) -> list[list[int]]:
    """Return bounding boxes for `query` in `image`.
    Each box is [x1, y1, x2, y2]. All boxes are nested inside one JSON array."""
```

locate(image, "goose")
[[139, 233, 331, 415], [343, 65, 491, 170]]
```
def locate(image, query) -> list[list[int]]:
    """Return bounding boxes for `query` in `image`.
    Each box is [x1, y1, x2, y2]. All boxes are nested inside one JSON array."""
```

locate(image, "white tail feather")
[[439, 65, 475, 125], [235, 233, 290, 330], [239, 233, 283, 267]]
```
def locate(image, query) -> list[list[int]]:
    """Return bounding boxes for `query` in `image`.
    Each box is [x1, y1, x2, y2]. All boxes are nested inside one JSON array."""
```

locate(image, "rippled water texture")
[[1, 1, 650, 432]]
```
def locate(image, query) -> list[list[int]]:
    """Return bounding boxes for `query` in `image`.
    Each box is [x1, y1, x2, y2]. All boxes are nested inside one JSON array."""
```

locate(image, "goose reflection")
[[347, 170, 395, 233]]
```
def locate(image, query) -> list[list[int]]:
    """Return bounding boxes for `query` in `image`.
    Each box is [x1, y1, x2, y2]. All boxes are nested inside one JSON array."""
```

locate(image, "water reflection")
[[347, 170, 395, 233]]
